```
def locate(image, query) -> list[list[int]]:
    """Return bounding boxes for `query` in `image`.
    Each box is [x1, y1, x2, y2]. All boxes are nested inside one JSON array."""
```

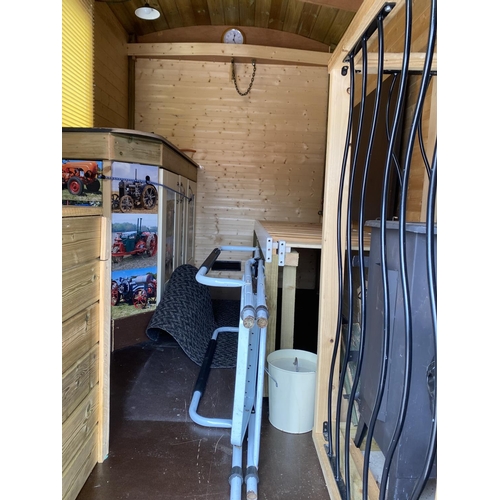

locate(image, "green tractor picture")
[[111, 218, 158, 264]]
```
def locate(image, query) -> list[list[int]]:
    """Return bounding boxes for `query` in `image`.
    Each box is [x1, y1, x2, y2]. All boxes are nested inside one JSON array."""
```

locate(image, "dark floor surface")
[[76, 336, 331, 500]]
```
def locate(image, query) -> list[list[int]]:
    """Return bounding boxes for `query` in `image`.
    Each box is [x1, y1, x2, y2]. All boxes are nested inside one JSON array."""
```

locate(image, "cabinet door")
[[185, 180, 197, 265], [164, 171, 180, 272], [176, 176, 187, 266]]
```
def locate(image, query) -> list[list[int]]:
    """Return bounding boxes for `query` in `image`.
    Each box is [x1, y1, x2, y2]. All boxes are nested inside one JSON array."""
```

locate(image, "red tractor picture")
[[62, 160, 101, 195], [111, 218, 158, 264]]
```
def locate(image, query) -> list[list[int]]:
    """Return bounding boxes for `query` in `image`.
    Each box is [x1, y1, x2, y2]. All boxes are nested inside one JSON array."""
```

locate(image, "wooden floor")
[[76, 327, 330, 500]]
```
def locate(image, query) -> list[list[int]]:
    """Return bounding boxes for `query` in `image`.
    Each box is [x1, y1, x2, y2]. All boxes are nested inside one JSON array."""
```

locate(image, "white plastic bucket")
[[267, 349, 318, 434]]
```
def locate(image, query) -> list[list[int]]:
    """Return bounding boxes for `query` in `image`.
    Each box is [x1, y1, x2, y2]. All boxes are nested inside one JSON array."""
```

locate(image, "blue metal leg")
[[229, 445, 243, 500], [245, 324, 267, 500], [246, 412, 258, 500], [189, 327, 239, 428], [189, 249, 269, 499]]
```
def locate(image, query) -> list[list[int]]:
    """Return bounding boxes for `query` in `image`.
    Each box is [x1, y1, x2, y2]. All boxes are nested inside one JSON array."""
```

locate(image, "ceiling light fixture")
[[135, 2, 160, 20]]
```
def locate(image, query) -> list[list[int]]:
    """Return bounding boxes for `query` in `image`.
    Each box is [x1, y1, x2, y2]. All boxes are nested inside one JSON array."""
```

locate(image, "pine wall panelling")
[[94, 2, 129, 128], [134, 59, 329, 275]]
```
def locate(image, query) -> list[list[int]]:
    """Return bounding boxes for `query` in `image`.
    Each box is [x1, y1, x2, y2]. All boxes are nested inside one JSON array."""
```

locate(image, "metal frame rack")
[[189, 246, 268, 500], [313, 1, 437, 499]]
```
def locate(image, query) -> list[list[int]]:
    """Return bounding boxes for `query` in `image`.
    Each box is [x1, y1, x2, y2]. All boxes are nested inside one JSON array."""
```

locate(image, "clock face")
[[222, 28, 245, 44]]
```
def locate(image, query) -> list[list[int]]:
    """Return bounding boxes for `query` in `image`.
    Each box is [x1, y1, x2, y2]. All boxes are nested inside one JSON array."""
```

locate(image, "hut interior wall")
[[133, 58, 329, 280], [94, 2, 129, 128]]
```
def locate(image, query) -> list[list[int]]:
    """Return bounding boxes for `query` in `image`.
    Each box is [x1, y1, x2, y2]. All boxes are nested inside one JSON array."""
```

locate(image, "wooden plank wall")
[[134, 59, 328, 269], [62, 214, 102, 500], [94, 2, 129, 128]]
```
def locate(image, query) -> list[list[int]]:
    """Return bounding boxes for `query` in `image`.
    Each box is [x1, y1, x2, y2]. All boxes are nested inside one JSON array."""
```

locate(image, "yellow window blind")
[[62, 0, 94, 127]]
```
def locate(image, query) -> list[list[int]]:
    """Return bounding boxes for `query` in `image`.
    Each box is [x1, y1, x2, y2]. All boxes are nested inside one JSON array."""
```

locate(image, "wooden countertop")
[[255, 220, 322, 249], [254, 220, 370, 263]]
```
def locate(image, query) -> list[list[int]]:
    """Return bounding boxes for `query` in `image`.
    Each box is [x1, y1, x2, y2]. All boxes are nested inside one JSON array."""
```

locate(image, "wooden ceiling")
[[97, 0, 362, 52]]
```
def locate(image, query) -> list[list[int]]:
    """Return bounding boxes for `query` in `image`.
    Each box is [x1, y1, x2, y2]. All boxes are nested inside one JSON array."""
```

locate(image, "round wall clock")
[[222, 28, 245, 44]]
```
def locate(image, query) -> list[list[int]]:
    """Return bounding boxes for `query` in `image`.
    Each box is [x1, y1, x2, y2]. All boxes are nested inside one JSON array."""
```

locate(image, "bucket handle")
[[265, 365, 278, 387]]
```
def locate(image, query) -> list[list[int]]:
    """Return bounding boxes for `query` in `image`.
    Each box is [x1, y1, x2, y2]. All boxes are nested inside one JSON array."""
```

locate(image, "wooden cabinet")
[[62, 128, 199, 500], [162, 172, 197, 273], [62, 126, 199, 305], [62, 213, 107, 500]]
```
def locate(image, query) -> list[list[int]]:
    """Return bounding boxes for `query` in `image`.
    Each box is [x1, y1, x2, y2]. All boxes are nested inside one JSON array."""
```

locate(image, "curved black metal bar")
[[382, 0, 437, 496], [339, 40, 368, 498], [326, 3, 438, 498], [418, 113, 432, 178], [385, 73, 403, 187], [348, 7, 412, 500], [378, 0, 414, 497], [343, 15, 385, 500], [327, 55, 357, 477], [344, 37, 370, 500], [427, 145, 438, 319], [418, 0, 438, 328], [410, 142, 437, 500]]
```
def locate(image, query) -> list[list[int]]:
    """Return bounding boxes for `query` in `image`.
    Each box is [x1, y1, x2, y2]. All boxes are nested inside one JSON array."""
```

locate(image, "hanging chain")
[[231, 58, 257, 96]]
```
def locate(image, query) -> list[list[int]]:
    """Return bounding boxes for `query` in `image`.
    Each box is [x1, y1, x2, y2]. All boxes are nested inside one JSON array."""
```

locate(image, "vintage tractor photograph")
[[112, 174, 158, 213], [111, 217, 158, 265], [111, 273, 157, 309], [62, 160, 101, 196]]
